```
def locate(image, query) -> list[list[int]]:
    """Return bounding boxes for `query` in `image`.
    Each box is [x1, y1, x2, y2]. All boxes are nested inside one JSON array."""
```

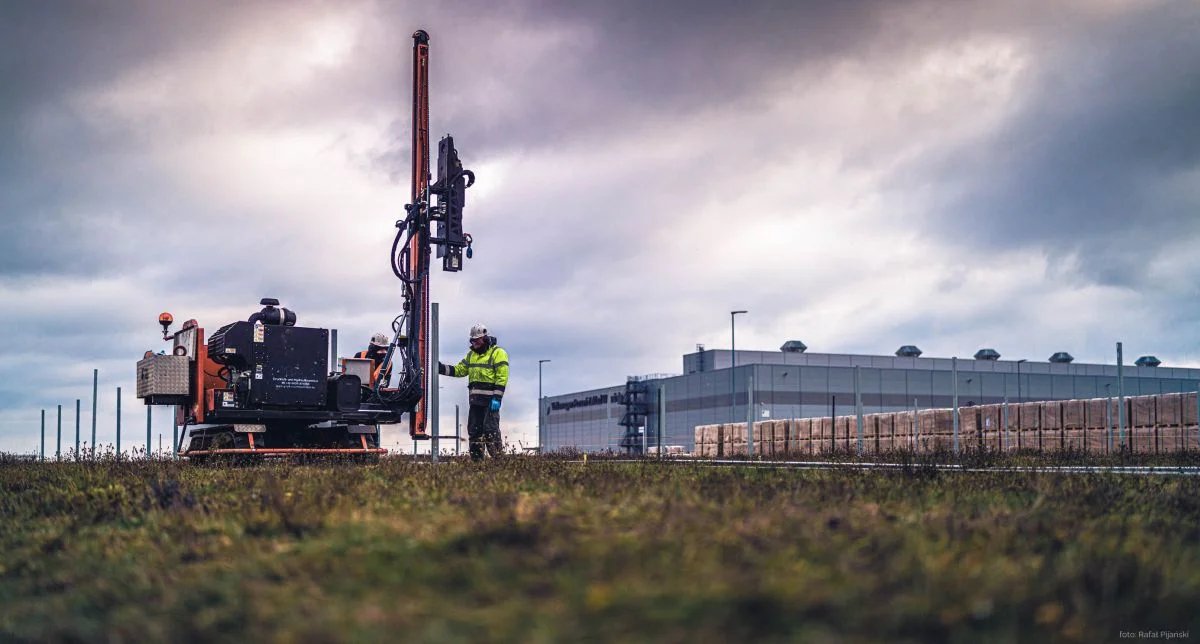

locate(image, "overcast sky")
[[2, 0, 1198, 455]]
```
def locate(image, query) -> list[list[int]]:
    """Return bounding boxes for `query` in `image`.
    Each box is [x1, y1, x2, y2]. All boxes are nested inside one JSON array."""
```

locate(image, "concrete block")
[[1041, 401, 1063, 430], [1131, 396, 1156, 428], [1156, 393, 1183, 427]]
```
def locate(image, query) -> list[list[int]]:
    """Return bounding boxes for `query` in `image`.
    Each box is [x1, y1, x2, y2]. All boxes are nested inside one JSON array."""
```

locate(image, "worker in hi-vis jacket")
[[438, 323, 509, 460]]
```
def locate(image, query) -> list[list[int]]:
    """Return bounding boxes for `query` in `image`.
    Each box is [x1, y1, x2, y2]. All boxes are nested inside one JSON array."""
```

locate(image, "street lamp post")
[[538, 359, 551, 450], [730, 310, 747, 368], [730, 310, 747, 424]]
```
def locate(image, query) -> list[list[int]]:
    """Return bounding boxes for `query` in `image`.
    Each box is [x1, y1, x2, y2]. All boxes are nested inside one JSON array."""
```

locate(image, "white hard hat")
[[370, 332, 389, 347], [469, 323, 488, 340]]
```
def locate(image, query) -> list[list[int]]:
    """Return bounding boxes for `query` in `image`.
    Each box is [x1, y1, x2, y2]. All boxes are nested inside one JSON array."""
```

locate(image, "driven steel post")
[[952, 357, 960, 455], [74, 399, 80, 459], [90, 369, 97, 453], [40, 409, 45, 462], [430, 302, 439, 462], [56, 404, 61, 461], [1117, 342, 1126, 449], [746, 370, 755, 458], [855, 365, 863, 456], [116, 387, 122, 458]]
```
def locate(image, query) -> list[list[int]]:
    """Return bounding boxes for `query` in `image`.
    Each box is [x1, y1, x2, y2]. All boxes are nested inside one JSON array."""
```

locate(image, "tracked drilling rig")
[[135, 29, 477, 460]]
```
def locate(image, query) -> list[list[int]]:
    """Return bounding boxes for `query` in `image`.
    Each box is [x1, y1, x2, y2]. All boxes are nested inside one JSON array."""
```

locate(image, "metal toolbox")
[[137, 354, 190, 398]]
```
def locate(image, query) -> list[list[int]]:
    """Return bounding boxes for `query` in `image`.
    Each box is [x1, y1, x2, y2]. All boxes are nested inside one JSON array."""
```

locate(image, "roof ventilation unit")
[[1048, 352, 1074, 364], [1135, 355, 1161, 367], [895, 345, 923, 358], [780, 340, 808, 353], [973, 348, 1001, 361]]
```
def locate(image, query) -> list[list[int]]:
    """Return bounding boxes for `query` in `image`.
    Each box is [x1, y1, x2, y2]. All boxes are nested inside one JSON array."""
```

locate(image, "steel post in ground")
[[1107, 391, 1113, 452], [455, 404, 461, 457], [1003, 395, 1009, 451], [952, 357, 960, 455], [91, 369, 97, 456], [855, 365, 863, 456], [40, 409, 45, 462], [431, 302, 439, 463], [75, 399, 81, 459], [746, 370, 755, 458], [913, 398, 920, 453], [146, 406, 152, 459], [659, 385, 666, 458], [56, 405, 62, 461], [116, 387, 122, 458], [1117, 342, 1125, 449], [173, 413, 178, 460]]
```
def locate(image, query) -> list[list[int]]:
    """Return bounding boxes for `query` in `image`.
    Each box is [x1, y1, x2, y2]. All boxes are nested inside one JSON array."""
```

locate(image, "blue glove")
[[489, 397, 501, 412]]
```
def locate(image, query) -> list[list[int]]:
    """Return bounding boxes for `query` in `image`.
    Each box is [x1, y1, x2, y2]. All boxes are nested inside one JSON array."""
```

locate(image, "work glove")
[[489, 397, 502, 412]]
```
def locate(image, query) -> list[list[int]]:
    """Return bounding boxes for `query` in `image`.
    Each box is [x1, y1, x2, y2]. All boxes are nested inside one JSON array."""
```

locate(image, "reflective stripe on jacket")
[[440, 344, 509, 400]]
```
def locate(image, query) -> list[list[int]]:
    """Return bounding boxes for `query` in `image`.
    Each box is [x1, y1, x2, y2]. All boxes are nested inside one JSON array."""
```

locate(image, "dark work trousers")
[[467, 403, 505, 461]]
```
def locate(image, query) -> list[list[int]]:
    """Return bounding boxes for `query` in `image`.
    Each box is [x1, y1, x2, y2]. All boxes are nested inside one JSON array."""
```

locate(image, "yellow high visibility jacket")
[[439, 342, 509, 402]]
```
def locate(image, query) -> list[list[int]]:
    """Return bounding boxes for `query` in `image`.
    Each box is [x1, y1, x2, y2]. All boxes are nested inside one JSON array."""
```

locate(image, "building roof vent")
[[895, 345, 923, 358], [780, 340, 807, 353], [1048, 352, 1074, 364], [1135, 355, 1161, 367], [973, 348, 1001, 360]]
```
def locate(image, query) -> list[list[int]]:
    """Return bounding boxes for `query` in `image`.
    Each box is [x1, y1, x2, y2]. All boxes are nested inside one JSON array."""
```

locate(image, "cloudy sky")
[[2, 0, 1198, 455]]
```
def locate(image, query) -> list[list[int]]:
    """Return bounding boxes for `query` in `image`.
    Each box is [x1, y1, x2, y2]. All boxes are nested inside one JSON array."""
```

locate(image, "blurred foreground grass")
[[2, 454, 1198, 643]]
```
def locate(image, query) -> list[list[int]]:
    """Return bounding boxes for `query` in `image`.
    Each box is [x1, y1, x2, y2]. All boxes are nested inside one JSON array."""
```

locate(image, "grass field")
[[2, 453, 1199, 643]]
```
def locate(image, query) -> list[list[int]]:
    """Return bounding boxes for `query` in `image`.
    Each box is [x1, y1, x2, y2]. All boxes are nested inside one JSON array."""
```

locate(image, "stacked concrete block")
[[1041, 401, 1064, 452], [772, 420, 788, 456], [724, 422, 747, 456], [812, 417, 832, 454], [893, 411, 915, 451], [861, 416, 879, 454], [1130, 397, 1156, 429], [688, 390, 1200, 459], [696, 424, 710, 460], [789, 418, 811, 456], [979, 405, 1004, 451], [876, 414, 894, 452]]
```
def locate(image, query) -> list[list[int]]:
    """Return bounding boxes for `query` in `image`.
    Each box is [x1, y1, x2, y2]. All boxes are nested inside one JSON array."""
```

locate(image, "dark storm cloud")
[[916, 2, 1200, 287]]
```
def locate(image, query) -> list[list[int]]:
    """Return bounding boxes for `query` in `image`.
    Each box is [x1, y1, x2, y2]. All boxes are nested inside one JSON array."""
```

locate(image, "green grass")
[[2, 454, 1198, 643]]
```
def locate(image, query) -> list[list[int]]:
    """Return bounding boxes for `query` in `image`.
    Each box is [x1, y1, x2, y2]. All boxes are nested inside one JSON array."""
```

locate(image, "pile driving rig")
[[135, 29, 476, 460]]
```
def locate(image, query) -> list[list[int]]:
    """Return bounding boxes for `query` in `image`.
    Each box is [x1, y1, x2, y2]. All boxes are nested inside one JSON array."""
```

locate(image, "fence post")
[[855, 365, 863, 456], [659, 385, 667, 459], [1117, 342, 1125, 449], [1106, 391, 1113, 452], [91, 369, 98, 456], [40, 409, 45, 462], [430, 302, 439, 463], [952, 357, 960, 455], [56, 404, 62, 461], [116, 386, 122, 458], [913, 398, 920, 453], [746, 371, 755, 458], [998, 393, 1008, 448], [75, 399, 81, 460]]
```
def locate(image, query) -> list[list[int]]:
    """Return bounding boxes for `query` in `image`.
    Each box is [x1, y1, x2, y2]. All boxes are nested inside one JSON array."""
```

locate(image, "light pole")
[[538, 359, 551, 450], [730, 310, 747, 368], [730, 310, 747, 424]]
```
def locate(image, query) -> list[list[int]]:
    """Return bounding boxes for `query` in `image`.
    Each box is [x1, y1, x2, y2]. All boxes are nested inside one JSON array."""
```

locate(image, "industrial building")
[[540, 343, 1200, 454]]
